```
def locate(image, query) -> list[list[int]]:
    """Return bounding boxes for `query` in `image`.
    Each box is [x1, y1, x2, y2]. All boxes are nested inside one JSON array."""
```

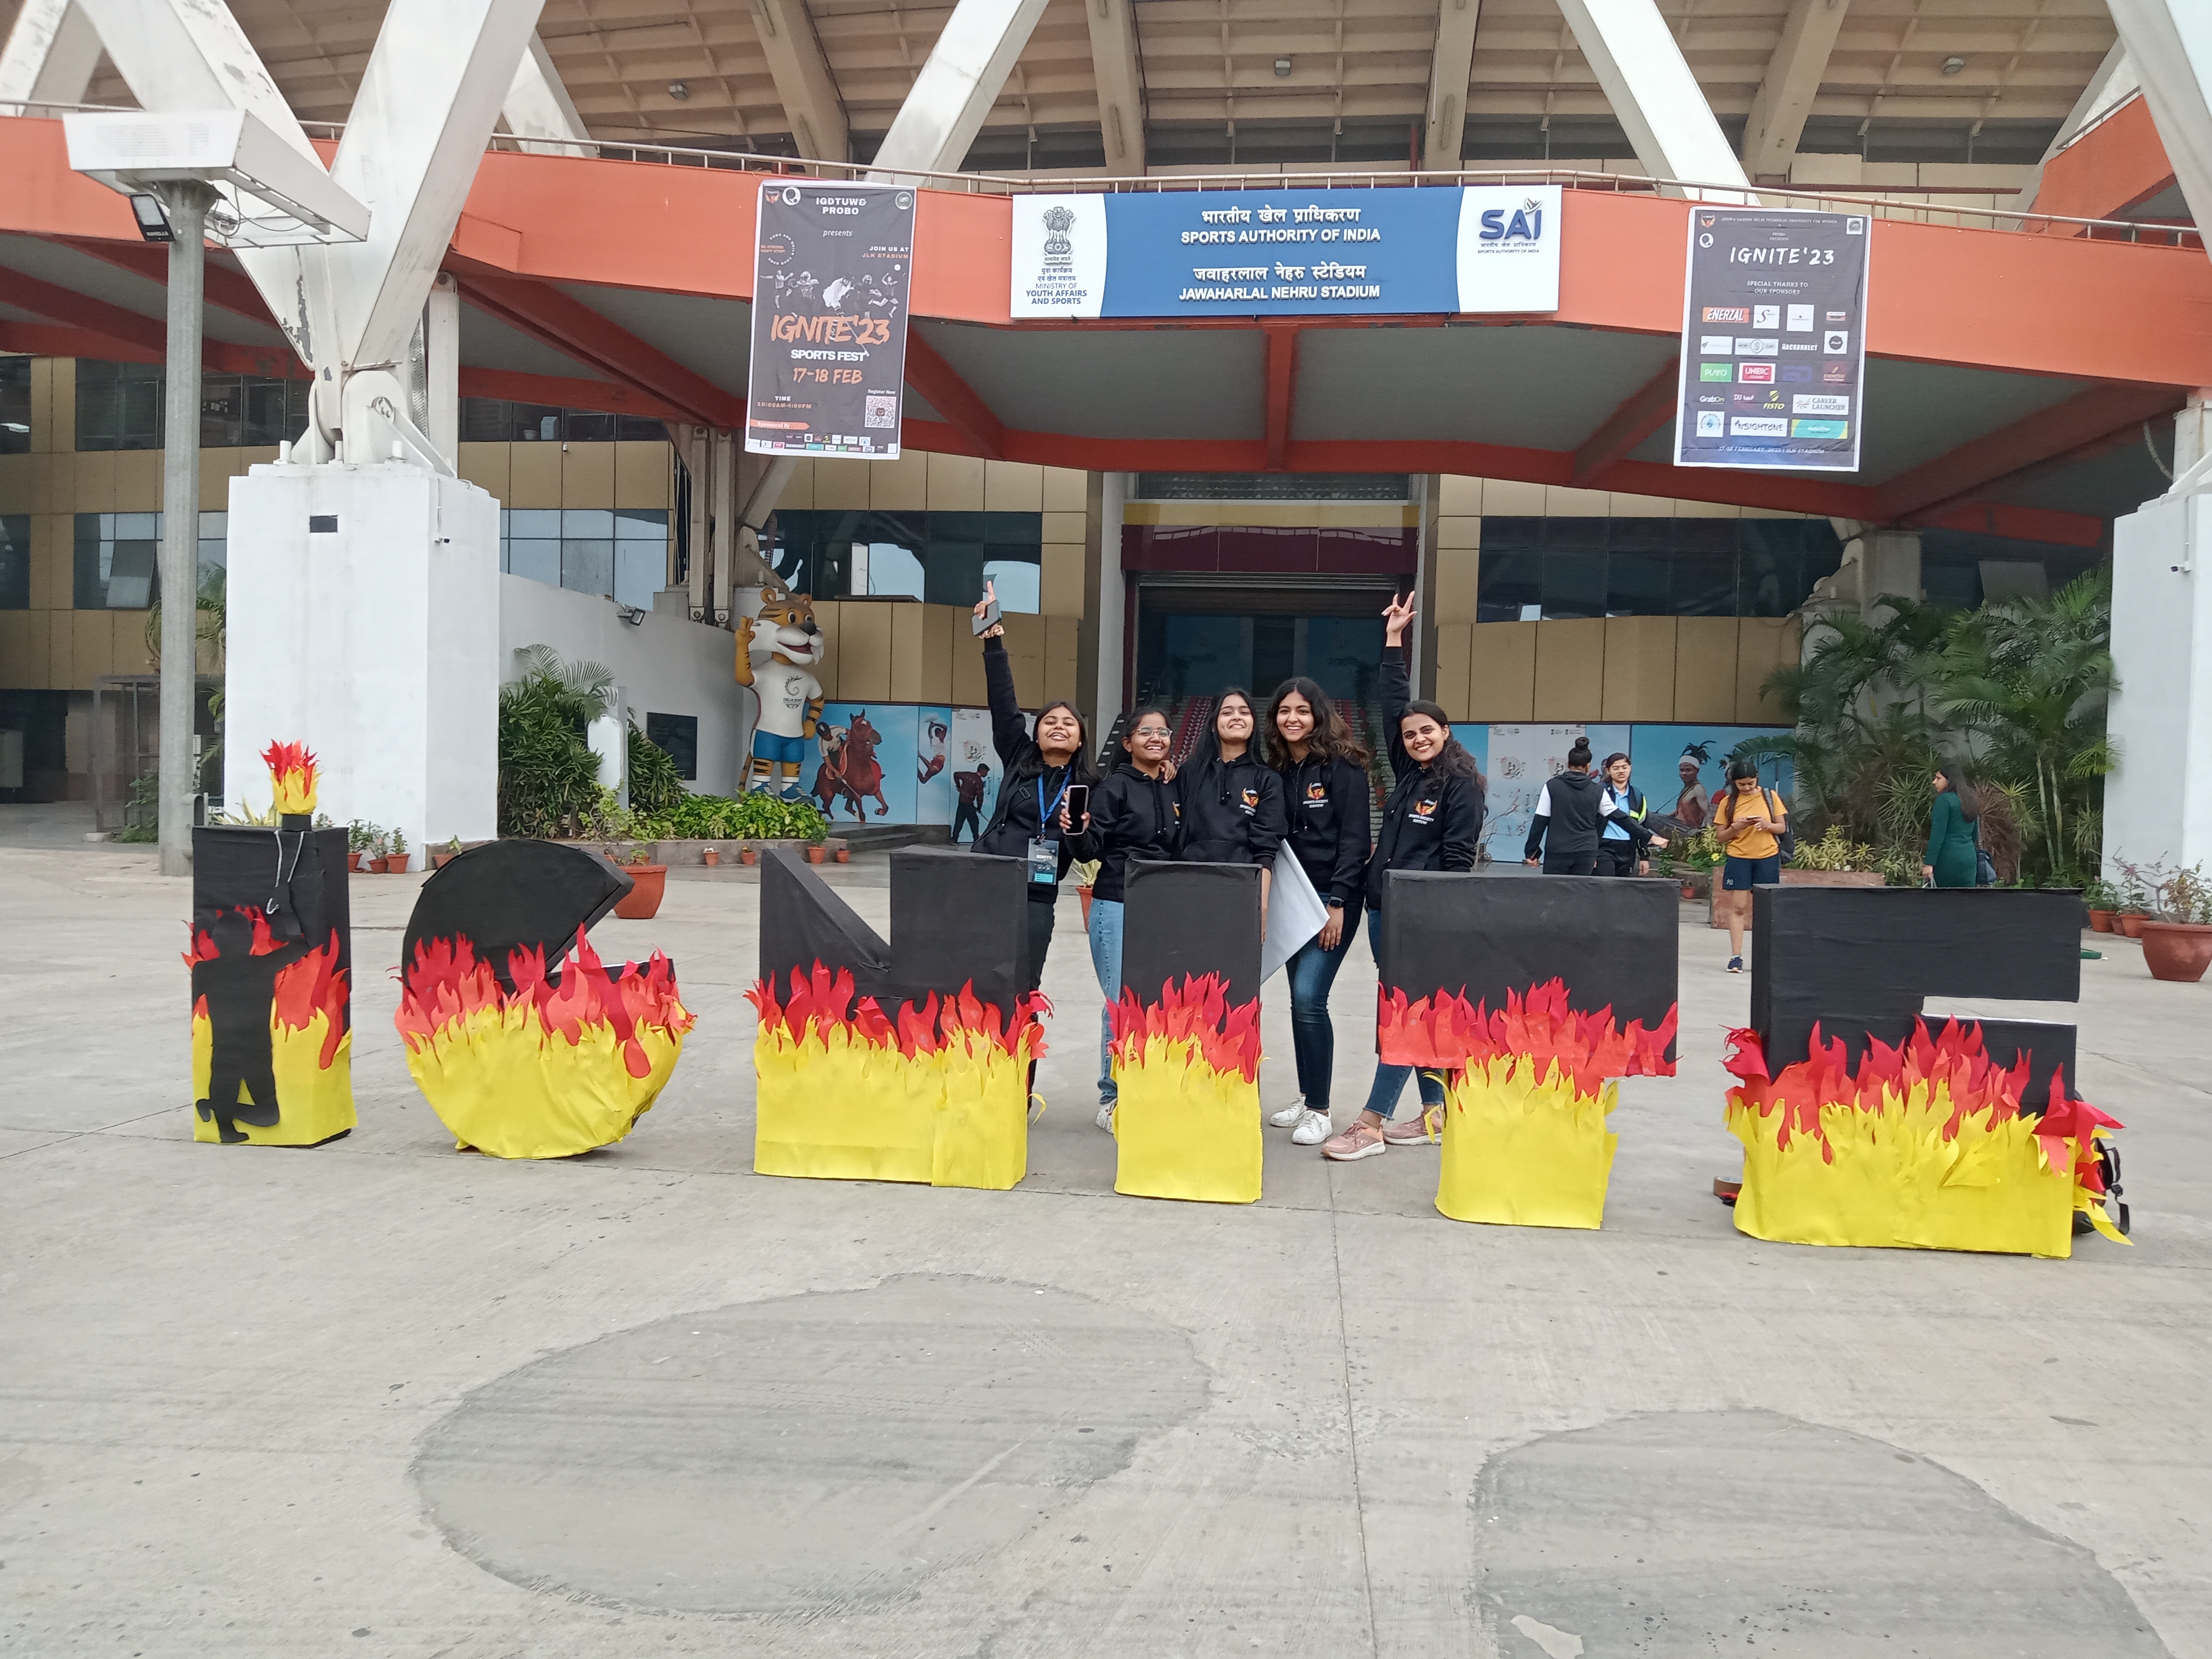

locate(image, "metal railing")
[[5, 98, 2194, 247]]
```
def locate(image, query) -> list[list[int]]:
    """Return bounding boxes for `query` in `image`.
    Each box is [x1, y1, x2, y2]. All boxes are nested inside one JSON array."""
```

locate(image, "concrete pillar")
[[1081, 470, 1128, 736], [425, 273, 460, 470], [1808, 521, 1921, 623]]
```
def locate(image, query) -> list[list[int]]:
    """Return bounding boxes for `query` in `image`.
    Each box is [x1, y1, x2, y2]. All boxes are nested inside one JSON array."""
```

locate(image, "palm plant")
[[498, 646, 616, 839]]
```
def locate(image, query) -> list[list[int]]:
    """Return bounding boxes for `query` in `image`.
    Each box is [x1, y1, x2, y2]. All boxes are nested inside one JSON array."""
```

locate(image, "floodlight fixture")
[[63, 108, 369, 247], [128, 192, 174, 243], [1941, 55, 1966, 75], [1275, 57, 1292, 76], [669, 80, 690, 99]]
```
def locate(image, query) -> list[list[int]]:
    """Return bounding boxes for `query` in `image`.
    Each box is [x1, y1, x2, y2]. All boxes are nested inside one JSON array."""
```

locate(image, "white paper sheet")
[[1262, 849, 1330, 983]]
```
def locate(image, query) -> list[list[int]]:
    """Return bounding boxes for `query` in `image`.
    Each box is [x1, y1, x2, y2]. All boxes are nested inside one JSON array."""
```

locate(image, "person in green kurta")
[[1923, 764, 1981, 888]]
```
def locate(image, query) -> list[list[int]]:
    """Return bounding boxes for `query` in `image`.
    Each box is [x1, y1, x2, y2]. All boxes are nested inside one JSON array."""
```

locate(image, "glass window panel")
[[506, 539, 560, 586], [923, 542, 985, 608], [1541, 517, 1605, 550], [562, 508, 615, 539], [1540, 551, 1605, 618], [560, 538, 614, 597], [1607, 517, 1675, 552], [198, 510, 227, 579], [1671, 550, 1737, 615], [981, 557, 1039, 613], [512, 404, 561, 441], [615, 414, 668, 441], [0, 515, 29, 607], [614, 507, 668, 540], [1477, 549, 1542, 623], [104, 541, 156, 608], [115, 513, 160, 540], [983, 511, 1044, 548], [0, 357, 30, 455], [865, 541, 925, 599], [613, 542, 663, 609], [242, 380, 294, 447], [508, 508, 561, 539], [199, 377, 245, 448], [926, 510, 987, 544], [563, 409, 617, 442], [1605, 549, 1671, 615], [460, 398, 510, 443]]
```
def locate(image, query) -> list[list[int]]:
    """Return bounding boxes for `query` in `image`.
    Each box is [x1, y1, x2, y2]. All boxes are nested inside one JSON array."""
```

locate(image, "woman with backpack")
[[1713, 759, 1788, 974], [1321, 593, 1485, 1163], [1923, 763, 1981, 888], [1520, 740, 1607, 874], [1263, 677, 1373, 1146], [970, 581, 1098, 993], [1076, 706, 1183, 1130]]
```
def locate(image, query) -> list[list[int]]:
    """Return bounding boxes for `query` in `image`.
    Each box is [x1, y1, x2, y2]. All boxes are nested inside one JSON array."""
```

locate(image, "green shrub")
[[627, 722, 686, 818], [638, 791, 827, 842]]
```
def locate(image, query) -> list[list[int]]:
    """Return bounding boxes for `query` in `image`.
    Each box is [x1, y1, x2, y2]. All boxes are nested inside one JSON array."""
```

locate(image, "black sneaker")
[[1727, 956, 1744, 974]]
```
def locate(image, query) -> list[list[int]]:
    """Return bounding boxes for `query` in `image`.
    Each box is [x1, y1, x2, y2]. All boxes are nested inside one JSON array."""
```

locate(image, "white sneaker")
[[1268, 1099, 1308, 1129], [1289, 1109, 1333, 1145], [1095, 1101, 1117, 1132]]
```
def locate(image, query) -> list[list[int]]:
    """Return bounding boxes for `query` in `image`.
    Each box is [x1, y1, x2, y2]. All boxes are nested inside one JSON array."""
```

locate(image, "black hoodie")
[[1175, 750, 1287, 866], [1363, 646, 1484, 910], [1523, 768, 1610, 862], [1279, 752, 1373, 919], [972, 636, 1088, 901], [1077, 761, 1183, 902]]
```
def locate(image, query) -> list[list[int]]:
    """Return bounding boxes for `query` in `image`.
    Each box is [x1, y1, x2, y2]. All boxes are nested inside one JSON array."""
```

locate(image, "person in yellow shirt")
[[1713, 759, 1787, 974]]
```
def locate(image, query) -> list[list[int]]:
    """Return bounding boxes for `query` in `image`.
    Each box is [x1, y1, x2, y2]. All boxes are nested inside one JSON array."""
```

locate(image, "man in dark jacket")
[[1523, 742, 1607, 875]]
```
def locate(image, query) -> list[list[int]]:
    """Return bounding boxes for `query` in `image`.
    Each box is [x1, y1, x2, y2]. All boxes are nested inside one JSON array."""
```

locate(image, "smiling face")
[[1125, 713, 1171, 768], [1274, 691, 1314, 747], [1401, 711, 1446, 765], [1036, 705, 1083, 761], [1216, 694, 1254, 747]]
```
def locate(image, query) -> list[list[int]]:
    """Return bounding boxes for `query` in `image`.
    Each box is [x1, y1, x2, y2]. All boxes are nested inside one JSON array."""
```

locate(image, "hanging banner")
[[1673, 207, 1869, 472], [1010, 186, 1561, 320], [746, 181, 916, 459]]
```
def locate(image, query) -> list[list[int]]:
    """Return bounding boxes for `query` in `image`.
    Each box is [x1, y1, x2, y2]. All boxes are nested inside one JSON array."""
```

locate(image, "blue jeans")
[[1087, 896, 1124, 1103], [1285, 911, 1360, 1109], [1362, 1063, 1446, 1122]]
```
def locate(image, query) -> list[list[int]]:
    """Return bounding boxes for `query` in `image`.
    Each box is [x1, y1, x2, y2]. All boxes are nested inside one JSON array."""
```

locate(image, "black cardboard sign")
[[1121, 860, 1263, 1007], [1750, 885, 2084, 1100], [403, 839, 631, 984]]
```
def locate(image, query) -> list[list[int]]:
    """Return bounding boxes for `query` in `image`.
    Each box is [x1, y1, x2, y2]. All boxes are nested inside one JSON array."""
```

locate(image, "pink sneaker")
[[1380, 1105, 1444, 1145], [1321, 1120, 1386, 1162]]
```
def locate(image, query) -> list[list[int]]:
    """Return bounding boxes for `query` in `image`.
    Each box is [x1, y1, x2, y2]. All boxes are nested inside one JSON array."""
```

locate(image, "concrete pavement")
[[1, 843, 2205, 1657]]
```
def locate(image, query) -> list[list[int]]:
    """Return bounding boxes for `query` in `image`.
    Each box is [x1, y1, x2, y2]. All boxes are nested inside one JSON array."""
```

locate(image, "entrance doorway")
[[1132, 579, 1393, 705]]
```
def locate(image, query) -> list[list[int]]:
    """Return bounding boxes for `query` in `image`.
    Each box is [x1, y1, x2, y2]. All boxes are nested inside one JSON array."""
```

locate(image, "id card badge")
[[1026, 836, 1058, 886]]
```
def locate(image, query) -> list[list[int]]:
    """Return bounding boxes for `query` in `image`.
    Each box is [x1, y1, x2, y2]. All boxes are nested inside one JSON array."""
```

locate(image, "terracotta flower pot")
[[385, 852, 409, 874], [347, 851, 362, 872], [2140, 920, 2212, 983], [740, 847, 758, 867], [2117, 912, 2149, 939], [613, 864, 667, 919], [2087, 908, 2115, 933], [836, 847, 850, 864], [806, 845, 827, 865], [703, 847, 720, 867], [366, 856, 388, 874]]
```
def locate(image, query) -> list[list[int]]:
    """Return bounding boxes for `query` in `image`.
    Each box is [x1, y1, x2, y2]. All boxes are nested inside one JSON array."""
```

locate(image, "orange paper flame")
[[745, 962, 1051, 1063], [1723, 1017, 2123, 1217], [261, 740, 319, 815], [1378, 978, 1677, 1093], [182, 907, 293, 965], [271, 933, 350, 1069], [1107, 973, 1261, 1084], [398, 929, 694, 1079]]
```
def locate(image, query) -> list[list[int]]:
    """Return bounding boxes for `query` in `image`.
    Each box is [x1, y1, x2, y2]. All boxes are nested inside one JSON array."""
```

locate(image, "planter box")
[[1708, 864, 1884, 927]]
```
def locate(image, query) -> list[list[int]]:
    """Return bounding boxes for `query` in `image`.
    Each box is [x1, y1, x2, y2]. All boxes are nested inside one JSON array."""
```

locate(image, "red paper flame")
[[1723, 1017, 2123, 1193], [397, 929, 694, 1079], [261, 740, 319, 814], [1377, 978, 1677, 1093], [181, 908, 301, 964], [745, 962, 1051, 1061], [271, 932, 350, 1069], [1106, 973, 1261, 1084]]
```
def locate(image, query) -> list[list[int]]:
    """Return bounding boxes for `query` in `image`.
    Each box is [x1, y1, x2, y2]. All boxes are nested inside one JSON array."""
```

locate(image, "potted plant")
[[385, 827, 409, 874], [703, 844, 720, 867], [2115, 869, 2154, 939], [432, 834, 465, 870], [2082, 877, 2117, 933], [610, 843, 667, 919], [2141, 862, 2212, 983], [346, 819, 378, 874], [1780, 826, 1889, 889]]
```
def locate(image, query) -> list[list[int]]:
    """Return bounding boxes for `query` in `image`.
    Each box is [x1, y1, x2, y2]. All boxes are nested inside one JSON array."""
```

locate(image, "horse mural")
[[812, 710, 890, 819]]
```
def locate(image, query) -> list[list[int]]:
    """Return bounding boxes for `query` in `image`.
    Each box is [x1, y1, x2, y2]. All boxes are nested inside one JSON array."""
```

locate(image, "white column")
[[1552, 0, 1754, 200], [751, 0, 849, 164], [1093, 471, 1128, 723], [588, 685, 629, 808], [502, 32, 588, 155], [2108, 492, 2212, 877], [426, 273, 460, 470], [871, 0, 1051, 179], [1741, 0, 1850, 180], [0, 0, 103, 105], [1422, 0, 1483, 169], [2106, 0, 2212, 244], [1085, 0, 1146, 174], [711, 429, 740, 625]]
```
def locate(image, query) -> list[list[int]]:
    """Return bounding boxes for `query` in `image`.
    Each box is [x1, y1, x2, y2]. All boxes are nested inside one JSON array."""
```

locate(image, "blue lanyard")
[[1037, 771, 1069, 833]]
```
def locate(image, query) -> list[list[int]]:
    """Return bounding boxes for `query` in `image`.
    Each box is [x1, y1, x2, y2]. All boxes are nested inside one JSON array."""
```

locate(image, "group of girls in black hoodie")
[[969, 587, 1485, 1162]]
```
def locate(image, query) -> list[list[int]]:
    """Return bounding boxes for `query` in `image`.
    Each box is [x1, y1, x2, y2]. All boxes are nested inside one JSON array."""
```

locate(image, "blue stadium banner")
[[1672, 208, 1870, 473], [1010, 186, 1561, 320], [747, 181, 916, 459]]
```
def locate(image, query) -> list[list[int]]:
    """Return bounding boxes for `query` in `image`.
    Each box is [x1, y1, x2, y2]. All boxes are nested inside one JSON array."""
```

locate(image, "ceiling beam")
[[503, 33, 591, 156], [451, 269, 746, 430], [1422, 0, 1482, 169], [55, 238, 278, 329], [1263, 323, 1298, 471], [750, 0, 849, 165], [456, 366, 687, 421], [1085, 0, 1146, 176], [0, 319, 301, 378], [1570, 358, 1678, 485], [903, 330, 1006, 458], [0, 0, 102, 105], [1741, 0, 1850, 181], [1874, 382, 2188, 525]]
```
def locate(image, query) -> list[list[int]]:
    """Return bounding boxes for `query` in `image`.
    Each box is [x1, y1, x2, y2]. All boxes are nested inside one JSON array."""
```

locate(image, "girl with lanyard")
[[970, 582, 1097, 993], [1175, 689, 1288, 918], [1263, 677, 1373, 1146], [1075, 706, 1183, 1130], [1322, 592, 1485, 1163]]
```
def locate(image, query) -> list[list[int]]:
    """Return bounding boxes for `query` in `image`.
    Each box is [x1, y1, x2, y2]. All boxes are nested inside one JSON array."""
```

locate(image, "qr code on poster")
[[864, 395, 896, 429]]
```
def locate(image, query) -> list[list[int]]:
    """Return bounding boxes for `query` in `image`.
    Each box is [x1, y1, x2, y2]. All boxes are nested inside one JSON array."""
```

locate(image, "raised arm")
[[975, 580, 1031, 770], [1379, 590, 1415, 772]]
